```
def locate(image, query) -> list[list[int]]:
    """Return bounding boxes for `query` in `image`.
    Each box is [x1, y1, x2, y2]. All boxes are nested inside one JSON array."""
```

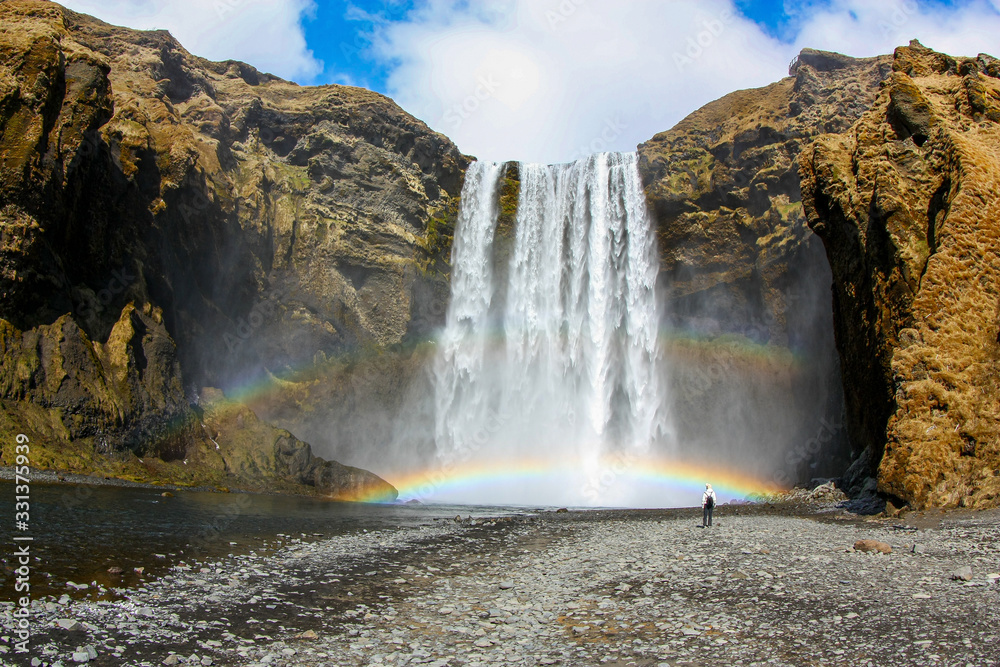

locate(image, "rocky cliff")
[[637, 50, 892, 485], [0, 0, 468, 498], [801, 41, 1000, 509]]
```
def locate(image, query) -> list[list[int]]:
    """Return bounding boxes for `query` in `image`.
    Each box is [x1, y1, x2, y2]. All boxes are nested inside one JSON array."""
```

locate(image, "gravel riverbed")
[[3, 504, 999, 667]]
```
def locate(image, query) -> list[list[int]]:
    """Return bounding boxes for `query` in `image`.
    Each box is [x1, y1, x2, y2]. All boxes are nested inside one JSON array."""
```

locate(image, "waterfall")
[[432, 153, 668, 506]]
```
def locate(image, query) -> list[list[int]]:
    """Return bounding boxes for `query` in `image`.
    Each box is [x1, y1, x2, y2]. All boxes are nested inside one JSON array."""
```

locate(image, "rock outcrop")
[[801, 41, 1000, 508], [0, 305, 397, 500], [637, 50, 892, 483]]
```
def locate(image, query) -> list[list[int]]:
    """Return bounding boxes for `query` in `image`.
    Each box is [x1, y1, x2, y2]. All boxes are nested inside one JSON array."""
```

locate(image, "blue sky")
[[59, 0, 1000, 162]]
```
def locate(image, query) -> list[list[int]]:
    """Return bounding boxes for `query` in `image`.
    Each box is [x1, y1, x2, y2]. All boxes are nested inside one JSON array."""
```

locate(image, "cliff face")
[[0, 0, 469, 497], [0, 0, 465, 386], [637, 50, 892, 484], [801, 41, 1000, 509]]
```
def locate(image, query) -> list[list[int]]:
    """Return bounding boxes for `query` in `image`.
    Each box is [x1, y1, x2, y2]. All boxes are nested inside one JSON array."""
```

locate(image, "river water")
[[0, 480, 517, 601]]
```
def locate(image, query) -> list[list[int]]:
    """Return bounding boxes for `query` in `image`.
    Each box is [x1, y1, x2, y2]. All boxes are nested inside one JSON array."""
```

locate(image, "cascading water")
[[431, 153, 671, 506]]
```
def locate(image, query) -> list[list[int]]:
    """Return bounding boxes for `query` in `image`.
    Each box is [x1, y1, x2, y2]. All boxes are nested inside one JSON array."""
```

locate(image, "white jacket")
[[702, 489, 717, 508]]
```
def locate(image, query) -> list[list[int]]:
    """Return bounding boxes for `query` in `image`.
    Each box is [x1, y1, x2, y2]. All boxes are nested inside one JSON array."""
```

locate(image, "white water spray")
[[432, 153, 670, 506]]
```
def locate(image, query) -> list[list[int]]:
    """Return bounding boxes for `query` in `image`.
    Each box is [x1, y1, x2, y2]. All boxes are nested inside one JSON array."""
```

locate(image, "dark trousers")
[[703, 506, 713, 527]]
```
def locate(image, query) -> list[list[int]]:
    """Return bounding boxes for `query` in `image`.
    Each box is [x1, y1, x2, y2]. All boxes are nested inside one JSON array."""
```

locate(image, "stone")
[[912, 544, 927, 554], [950, 566, 973, 582], [56, 619, 84, 631], [162, 656, 181, 665], [853, 540, 892, 554], [499, 581, 514, 590], [297, 629, 319, 639], [71, 653, 90, 663]]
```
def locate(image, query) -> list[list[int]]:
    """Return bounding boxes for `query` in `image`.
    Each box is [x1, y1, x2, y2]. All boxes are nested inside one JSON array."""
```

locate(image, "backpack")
[[706, 493, 715, 509]]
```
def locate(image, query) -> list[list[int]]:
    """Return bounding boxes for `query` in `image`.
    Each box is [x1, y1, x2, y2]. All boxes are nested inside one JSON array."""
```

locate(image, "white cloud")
[[373, 0, 789, 163], [58, 0, 323, 81], [370, 0, 1000, 164], [790, 0, 1000, 61]]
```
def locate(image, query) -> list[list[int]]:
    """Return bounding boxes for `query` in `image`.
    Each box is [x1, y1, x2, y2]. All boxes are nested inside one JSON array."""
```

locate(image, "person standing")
[[702, 483, 717, 527]]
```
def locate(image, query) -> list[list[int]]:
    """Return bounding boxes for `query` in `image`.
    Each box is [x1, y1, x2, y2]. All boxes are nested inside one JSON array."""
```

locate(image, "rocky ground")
[[2, 502, 999, 667]]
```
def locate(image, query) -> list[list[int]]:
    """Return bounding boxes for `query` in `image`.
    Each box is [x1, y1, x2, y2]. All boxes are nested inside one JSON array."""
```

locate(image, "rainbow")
[[362, 456, 787, 507]]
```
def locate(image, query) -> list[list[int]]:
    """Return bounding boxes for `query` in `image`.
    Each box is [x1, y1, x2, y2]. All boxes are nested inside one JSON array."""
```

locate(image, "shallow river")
[[0, 480, 518, 601]]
